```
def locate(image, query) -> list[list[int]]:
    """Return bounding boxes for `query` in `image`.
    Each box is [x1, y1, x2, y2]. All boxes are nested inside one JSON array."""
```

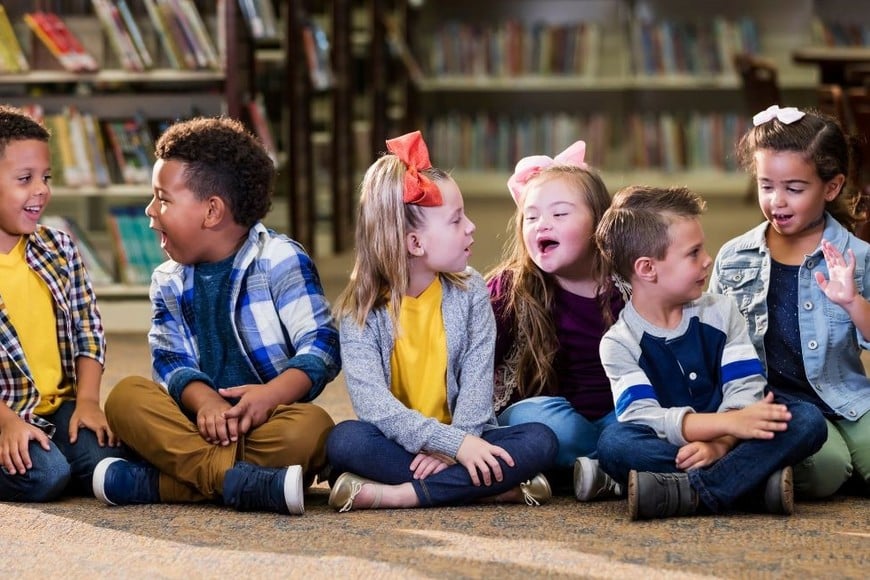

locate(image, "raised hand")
[[815, 239, 858, 308]]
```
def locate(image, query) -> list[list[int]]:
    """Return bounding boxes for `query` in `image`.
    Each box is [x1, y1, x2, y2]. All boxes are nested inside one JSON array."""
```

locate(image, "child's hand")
[[196, 398, 234, 445], [219, 384, 278, 436], [815, 239, 858, 308], [727, 392, 791, 440], [676, 440, 729, 470], [455, 434, 515, 487], [410, 451, 453, 479], [69, 400, 118, 447], [0, 415, 51, 475]]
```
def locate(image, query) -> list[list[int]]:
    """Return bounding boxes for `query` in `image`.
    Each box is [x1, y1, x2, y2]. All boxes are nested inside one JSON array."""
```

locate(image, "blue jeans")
[[0, 400, 127, 502], [498, 396, 616, 468], [326, 420, 558, 507], [597, 400, 827, 513]]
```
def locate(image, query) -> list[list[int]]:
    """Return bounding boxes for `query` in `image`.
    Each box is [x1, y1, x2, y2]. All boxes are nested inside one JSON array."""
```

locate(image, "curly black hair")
[[0, 105, 49, 158], [154, 116, 274, 227]]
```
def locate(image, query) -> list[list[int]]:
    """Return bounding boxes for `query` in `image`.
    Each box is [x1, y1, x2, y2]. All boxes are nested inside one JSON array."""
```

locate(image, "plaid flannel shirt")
[[0, 226, 105, 435], [149, 222, 340, 403]]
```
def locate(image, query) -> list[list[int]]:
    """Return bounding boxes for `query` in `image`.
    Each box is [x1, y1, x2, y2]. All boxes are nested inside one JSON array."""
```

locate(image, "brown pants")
[[105, 376, 335, 503]]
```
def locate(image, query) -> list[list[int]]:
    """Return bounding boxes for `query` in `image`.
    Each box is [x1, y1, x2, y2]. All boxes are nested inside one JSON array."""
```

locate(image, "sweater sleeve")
[[717, 297, 766, 412], [600, 320, 693, 446]]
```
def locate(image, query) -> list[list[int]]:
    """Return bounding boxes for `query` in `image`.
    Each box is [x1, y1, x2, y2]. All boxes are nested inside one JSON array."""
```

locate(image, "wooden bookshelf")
[[0, 1, 248, 305], [390, 0, 853, 196]]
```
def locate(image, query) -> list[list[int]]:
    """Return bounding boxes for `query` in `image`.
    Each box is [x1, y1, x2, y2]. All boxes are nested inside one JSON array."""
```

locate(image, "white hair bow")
[[752, 105, 806, 127]]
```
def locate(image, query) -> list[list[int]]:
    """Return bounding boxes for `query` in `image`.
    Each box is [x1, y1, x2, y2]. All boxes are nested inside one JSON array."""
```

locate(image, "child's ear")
[[634, 256, 656, 283], [203, 195, 227, 227], [824, 174, 846, 201], [406, 231, 424, 257]]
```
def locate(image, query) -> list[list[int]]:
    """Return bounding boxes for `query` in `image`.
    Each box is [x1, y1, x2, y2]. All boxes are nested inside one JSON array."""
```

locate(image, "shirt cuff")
[[286, 353, 330, 401], [167, 368, 214, 406]]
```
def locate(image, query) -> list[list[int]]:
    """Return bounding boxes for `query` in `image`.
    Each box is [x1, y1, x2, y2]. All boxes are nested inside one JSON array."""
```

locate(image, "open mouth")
[[771, 213, 793, 226], [24, 204, 43, 216], [538, 239, 559, 254]]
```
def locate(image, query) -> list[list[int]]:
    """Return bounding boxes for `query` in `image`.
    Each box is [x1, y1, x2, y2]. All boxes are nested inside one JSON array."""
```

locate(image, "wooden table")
[[792, 46, 870, 85]]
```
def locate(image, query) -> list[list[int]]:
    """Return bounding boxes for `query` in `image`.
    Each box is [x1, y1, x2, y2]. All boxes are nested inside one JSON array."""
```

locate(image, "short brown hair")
[[595, 185, 706, 281]]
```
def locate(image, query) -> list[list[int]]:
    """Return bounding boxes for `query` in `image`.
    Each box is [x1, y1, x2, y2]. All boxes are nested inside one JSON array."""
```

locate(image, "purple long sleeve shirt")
[[489, 272, 623, 420]]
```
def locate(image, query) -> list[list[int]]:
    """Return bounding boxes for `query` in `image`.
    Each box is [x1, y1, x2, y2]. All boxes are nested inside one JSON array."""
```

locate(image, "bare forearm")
[[682, 412, 734, 442], [181, 381, 228, 414], [263, 368, 312, 406], [74, 356, 103, 404]]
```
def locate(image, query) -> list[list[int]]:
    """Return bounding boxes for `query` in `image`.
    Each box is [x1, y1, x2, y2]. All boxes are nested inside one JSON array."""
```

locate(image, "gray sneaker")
[[573, 457, 623, 501], [628, 470, 699, 520]]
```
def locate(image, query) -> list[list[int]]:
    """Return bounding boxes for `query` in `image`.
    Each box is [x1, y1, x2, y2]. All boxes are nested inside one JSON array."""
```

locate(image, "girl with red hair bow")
[[326, 131, 557, 511]]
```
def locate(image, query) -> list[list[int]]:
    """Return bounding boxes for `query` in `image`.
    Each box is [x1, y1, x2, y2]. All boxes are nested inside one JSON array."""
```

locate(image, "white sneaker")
[[573, 457, 623, 501]]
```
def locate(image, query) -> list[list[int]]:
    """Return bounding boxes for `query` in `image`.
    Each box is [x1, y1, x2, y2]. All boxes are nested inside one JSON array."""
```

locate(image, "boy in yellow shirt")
[[0, 105, 124, 502]]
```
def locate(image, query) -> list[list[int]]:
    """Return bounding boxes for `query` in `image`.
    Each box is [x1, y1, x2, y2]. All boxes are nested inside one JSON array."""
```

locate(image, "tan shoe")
[[328, 472, 382, 512], [519, 473, 552, 506]]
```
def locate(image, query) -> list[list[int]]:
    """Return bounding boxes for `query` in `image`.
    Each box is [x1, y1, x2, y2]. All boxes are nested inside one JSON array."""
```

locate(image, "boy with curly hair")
[[0, 105, 125, 502], [94, 117, 340, 515]]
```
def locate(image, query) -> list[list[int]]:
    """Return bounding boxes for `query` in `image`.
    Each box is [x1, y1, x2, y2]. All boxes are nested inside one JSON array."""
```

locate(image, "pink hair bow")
[[752, 105, 806, 127], [507, 140, 587, 204], [385, 130, 443, 207]]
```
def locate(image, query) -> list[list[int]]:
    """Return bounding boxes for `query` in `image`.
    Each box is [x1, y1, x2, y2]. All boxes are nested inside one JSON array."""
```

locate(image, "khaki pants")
[[105, 376, 334, 503]]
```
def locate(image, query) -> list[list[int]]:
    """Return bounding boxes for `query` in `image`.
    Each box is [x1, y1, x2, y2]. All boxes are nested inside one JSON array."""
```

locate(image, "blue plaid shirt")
[[149, 222, 340, 404], [0, 226, 105, 435]]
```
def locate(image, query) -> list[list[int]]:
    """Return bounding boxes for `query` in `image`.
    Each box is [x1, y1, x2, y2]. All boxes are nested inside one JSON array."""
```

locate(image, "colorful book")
[[0, 6, 29, 73], [40, 215, 115, 286], [24, 11, 99, 72]]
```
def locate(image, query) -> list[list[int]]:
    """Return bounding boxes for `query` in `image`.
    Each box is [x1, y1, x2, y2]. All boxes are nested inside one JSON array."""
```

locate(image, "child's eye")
[[43, 175, 52, 184], [524, 215, 538, 222], [18, 175, 31, 184]]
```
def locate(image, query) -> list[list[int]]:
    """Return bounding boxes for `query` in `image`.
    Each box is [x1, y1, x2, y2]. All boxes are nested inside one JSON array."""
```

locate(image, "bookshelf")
[[0, 1, 248, 303], [396, 0, 857, 199]]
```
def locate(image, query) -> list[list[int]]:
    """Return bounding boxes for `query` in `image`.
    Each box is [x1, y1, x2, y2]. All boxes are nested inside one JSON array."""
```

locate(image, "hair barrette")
[[385, 130, 442, 207], [507, 140, 588, 205], [752, 105, 806, 127]]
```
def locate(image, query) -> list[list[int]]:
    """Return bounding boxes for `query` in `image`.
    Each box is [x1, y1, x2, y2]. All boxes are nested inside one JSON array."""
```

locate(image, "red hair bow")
[[386, 131, 443, 207]]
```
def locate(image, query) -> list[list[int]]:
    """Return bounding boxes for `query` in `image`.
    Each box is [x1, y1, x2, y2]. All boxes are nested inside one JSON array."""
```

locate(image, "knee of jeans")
[[525, 422, 559, 462], [26, 451, 72, 501], [789, 403, 829, 450], [326, 420, 370, 465]]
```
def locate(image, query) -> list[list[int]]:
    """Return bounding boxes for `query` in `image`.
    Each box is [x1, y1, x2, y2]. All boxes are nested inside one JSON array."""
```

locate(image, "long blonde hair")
[[486, 165, 614, 400], [335, 154, 463, 327]]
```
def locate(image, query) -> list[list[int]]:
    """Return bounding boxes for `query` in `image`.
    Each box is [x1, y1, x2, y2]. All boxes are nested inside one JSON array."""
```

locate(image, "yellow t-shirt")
[[390, 277, 451, 423], [0, 237, 69, 415]]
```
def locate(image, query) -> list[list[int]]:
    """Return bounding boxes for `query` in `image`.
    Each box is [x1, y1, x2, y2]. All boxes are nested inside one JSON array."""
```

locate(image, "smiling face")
[[755, 149, 843, 244], [406, 177, 475, 293], [0, 139, 51, 253], [145, 158, 213, 264], [651, 216, 712, 305], [521, 176, 596, 288]]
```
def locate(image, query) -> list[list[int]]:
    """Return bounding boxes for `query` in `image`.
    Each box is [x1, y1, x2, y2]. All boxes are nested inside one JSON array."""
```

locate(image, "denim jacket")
[[709, 214, 870, 421]]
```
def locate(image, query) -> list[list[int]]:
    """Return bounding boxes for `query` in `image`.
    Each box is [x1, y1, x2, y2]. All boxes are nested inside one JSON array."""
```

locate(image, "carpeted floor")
[[3, 197, 869, 578]]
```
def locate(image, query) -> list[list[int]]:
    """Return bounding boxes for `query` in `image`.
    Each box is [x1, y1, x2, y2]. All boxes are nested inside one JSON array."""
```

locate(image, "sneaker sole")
[[283, 465, 304, 515], [573, 458, 596, 501], [766, 466, 794, 516], [92, 457, 125, 506], [627, 470, 640, 521]]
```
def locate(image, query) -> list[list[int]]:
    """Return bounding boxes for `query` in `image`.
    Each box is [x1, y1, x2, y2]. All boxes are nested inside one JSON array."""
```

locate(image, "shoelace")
[[520, 480, 540, 506], [339, 479, 364, 513]]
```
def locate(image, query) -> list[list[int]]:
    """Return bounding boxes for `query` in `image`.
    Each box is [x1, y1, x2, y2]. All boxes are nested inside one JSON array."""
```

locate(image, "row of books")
[[41, 209, 165, 287], [28, 106, 164, 188], [1, 1, 219, 74], [629, 17, 760, 77], [238, 0, 279, 41], [425, 112, 610, 171], [426, 21, 602, 77], [423, 111, 751, 173], [812, 20, 870, 48]]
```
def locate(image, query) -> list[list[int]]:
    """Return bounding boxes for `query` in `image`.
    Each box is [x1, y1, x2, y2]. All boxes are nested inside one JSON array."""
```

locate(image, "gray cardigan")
[[339, 268, 498, 458]]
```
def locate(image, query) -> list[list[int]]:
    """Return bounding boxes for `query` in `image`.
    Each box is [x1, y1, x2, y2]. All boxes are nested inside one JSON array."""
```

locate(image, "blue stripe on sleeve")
[[615, 384, 658, 416], [721, 359, 765, 384]]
